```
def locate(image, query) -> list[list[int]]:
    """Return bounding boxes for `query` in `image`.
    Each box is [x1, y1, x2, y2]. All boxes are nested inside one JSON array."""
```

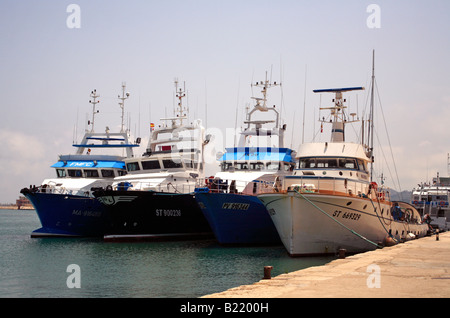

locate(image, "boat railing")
[[26, 183, 93, 197], [284, 176, 390, 201], [114, 181, 200, 194], [195, 177, 279, 195]]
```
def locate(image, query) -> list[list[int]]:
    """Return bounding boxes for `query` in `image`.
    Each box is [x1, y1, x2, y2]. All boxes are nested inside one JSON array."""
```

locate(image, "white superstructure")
[[111, 80, 214, 193]]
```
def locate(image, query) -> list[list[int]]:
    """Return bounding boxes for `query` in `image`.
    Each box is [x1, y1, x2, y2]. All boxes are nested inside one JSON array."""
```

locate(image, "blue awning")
[[219, 147, 295, 162], [51, 160, 125, 169]]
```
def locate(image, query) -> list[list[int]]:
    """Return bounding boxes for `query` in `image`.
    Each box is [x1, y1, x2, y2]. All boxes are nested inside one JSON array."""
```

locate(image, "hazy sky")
[[1, 0, 449, 203]]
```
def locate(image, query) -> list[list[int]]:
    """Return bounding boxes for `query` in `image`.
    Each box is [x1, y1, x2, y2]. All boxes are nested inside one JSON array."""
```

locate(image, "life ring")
[[439, 201, 446, 206]]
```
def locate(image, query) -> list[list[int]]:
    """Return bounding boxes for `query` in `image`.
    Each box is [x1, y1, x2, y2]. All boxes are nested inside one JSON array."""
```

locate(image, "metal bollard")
[[339, 248, 346, 259], [436, 229, 439, 241], [263, 266, 273, 279]]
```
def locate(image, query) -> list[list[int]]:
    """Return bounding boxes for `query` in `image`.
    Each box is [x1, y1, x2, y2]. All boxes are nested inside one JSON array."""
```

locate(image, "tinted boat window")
[[56, 169, 66, 178], [142, 160, 161, 170], [127, 162, 140, 171], [162, 159, 182, 169], [68, 169, 82, 177], [101, 169, 115, 178], [84, 170, 99, 178]]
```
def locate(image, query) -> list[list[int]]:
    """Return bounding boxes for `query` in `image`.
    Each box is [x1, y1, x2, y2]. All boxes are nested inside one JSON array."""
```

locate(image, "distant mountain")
[[389, 189, 412, 202]]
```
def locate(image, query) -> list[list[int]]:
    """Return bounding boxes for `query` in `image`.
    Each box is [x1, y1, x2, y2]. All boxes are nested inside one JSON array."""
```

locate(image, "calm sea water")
[[0, 209, 335, 298]]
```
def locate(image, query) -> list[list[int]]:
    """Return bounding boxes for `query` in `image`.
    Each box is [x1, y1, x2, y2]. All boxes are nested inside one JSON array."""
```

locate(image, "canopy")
[[51, 160, 125, 169], [219, 147, 294, 163]]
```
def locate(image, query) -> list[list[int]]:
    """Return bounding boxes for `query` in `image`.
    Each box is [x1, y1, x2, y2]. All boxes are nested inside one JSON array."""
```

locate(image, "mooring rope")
[[293, 189, 381, 248], [367, 190, 400, 244]]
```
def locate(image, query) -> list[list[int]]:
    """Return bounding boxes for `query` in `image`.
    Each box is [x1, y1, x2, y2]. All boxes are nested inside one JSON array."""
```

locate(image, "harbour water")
[[0, 209, 335, 298]]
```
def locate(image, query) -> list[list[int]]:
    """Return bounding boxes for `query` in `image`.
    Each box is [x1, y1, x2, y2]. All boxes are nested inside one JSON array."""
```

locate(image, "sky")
[[0, 0, 449, 203]]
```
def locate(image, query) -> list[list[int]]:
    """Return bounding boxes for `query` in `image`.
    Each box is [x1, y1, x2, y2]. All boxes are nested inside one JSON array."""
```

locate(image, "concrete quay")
[[203, 231, 450, 298]]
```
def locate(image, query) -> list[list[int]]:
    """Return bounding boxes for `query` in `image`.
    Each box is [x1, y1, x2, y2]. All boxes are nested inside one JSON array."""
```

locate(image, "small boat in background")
[[411, 167, 450, 232]]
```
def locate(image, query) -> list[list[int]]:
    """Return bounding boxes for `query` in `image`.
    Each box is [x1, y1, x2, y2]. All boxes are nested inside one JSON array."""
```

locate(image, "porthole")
[[363, 204, 367, 209], [346, 201, 352, 206]]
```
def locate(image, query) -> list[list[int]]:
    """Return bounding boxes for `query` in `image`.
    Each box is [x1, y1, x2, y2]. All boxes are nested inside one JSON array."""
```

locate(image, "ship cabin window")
[[67, 169, 83, 178], [250, 162, 264, 171], [101, 169, 115, 178], [162, 159, 183, 169], [56, 169, 66, 178], [266, 162, 280, 171], [221, 162, 233, 171], [299, 157, 362, 171], [357, 159, 368, 172], [126, 162, 140, 171], [284, 163, 295, 172], [84, 170, 99, 178], [142, 160, 161, 170], [234, 162, 249, 170], [118, 170, 127, 176], [434, 195, 448, 201]]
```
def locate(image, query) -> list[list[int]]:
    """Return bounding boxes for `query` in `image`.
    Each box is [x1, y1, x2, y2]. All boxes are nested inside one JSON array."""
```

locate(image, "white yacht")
[[258, 55, 429, 256], [411, 162, 450, 231]]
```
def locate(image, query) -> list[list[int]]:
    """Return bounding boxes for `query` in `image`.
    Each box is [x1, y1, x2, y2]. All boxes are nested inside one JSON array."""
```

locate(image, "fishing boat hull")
[[20, 189, 109, 237], [258, 191, 429, 256], [194, 190, 281, 245], [93, 190, 213, 241]]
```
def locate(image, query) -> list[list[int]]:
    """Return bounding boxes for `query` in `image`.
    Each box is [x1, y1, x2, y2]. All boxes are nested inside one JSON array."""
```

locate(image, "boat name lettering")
[[332, 210, 361, 221], [156, 209, 181, 217], [72, 209, 101, 217], [222, 203, 250, 210]]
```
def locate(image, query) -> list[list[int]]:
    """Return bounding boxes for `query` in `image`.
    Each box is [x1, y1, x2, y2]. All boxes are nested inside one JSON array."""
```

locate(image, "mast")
[[174, 79, 187, 126], [249, 71, 281, 126], [118, 82, 130, 133], [88, 89, 100, 133], [369, 50, 375, 182], [313, 87, 364, 143], [240, 72, 283, 147]]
